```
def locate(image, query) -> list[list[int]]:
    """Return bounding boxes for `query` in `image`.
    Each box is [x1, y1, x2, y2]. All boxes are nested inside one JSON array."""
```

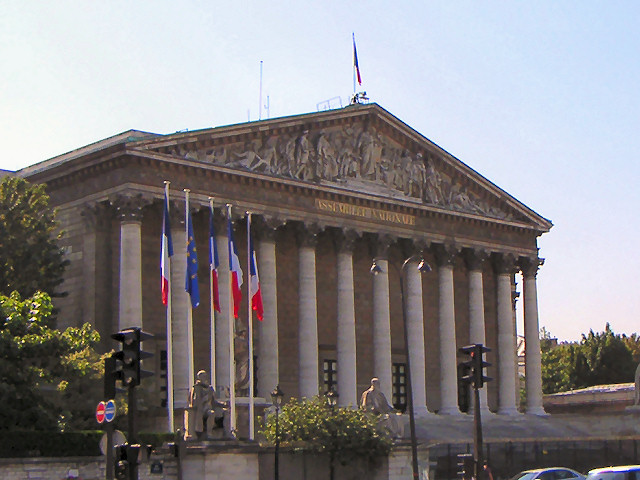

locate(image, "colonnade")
[[110, 200, 545, 416]]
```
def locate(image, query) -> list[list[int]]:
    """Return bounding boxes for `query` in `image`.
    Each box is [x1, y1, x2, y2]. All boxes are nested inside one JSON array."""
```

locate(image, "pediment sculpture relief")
[[184, 124, 514, 220]]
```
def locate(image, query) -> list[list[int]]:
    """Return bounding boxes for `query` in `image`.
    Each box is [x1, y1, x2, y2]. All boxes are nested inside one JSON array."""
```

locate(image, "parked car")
[[510, 468, 586, 480], [586, 465, 640, 480]]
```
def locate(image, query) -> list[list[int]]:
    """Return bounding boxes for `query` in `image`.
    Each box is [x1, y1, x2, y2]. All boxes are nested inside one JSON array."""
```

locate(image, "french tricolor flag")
[[209, 204, 220, 312], [248, 216, 264, 321], [227, 208, 243, 318], [161, 188, 173, 306]]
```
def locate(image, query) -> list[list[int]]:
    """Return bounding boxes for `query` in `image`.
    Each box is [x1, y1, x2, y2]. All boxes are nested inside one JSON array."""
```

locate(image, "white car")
[[586, 465, 640, 480], [510, 468, 586, 480]]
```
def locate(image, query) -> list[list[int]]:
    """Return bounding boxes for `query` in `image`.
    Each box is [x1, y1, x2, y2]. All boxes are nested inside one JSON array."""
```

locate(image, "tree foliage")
[[0, 291, 105, 431], [260, 396, 393, 465], [541, 324, 637, 394], [0, 176, 69, 298]]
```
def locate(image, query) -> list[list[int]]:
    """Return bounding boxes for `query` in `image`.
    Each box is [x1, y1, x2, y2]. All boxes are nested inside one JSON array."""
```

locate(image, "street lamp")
[[325, 389, 339, 480], [370, 254, 431, 480], [270, 384, 284, 480]]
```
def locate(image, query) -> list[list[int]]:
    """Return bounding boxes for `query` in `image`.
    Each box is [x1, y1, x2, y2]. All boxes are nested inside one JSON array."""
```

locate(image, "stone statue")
[[234, 329, 250, 395], [187, 370, 226, 440], [635, 362, 640, 405], [360, 377, 402, 437]]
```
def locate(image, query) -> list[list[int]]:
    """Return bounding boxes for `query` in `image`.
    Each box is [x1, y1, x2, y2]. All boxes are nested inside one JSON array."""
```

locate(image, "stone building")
[[16, 103, 552, 430]]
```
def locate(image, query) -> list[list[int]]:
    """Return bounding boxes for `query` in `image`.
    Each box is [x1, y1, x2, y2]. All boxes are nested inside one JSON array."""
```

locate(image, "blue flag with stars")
[[185, 209, 200, 307]]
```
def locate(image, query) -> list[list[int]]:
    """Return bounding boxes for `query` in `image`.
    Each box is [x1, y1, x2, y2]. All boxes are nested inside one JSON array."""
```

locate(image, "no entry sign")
[[105, 399, 116, 423], [96, 401, 106, 424]]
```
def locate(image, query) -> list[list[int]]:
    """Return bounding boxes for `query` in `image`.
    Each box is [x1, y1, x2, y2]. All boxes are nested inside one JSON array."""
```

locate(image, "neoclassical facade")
[[17, 103, 551, 428]]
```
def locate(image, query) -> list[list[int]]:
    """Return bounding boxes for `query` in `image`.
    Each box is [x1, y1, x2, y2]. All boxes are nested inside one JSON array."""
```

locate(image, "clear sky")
[[2, 2, 639, 342]]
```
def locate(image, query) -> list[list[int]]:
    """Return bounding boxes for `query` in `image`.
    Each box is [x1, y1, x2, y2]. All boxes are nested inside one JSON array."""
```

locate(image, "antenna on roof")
[[259, 61, 263, 121]]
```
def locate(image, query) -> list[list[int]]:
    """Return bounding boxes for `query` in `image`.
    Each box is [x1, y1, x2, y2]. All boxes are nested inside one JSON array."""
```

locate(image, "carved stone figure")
[[234, 329, 250, 395], [187, 370, 225, 440], [360, 377, 402, 437]]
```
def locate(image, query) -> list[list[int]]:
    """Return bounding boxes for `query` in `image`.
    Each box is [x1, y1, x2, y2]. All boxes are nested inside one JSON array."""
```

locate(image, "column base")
[[497, 406, 520, 416], [438, 406, 462, 415], [412, 405, 434, 416], [525, 406, 548, 416]]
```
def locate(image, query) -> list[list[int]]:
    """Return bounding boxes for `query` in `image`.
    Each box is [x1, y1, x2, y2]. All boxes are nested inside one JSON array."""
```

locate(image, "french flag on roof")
[[161, 188, 173, 306], [227, 207, 243, 318], [248, 216, 263, 321]]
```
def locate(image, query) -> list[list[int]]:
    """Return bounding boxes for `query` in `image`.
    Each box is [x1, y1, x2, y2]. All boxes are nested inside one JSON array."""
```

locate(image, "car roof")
[[588, 466, 640, 474]]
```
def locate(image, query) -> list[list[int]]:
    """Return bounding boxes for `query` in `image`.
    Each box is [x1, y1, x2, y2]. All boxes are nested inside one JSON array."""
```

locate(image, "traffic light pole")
[[473, 383, 484, 480], [128, 385, 137, 480]]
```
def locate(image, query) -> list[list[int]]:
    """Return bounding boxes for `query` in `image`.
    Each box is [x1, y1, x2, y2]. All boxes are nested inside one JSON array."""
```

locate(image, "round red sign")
[[96, 401, 106, 424]]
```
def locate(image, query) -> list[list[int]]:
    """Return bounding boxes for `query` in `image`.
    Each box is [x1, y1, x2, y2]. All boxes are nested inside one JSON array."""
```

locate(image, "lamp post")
[[370, 255, 431, 480], [325, 389, 339, 480], [270, 384, 284, 480]]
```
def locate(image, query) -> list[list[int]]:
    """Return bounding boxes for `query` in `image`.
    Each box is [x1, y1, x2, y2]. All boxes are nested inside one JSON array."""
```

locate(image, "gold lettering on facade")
[[315, 199, 416, 226]]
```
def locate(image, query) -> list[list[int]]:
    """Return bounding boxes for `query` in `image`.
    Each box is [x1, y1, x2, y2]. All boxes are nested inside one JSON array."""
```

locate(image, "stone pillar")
[[115, 195, 146, 331], [81, 202, 113, 351], [405, 256, 429, 415], [463, 248, 491, 414], [434, 244, 461, 415], [297, 225, 320, 398], [372, 236, 393, 400], [336, 229, 358, 407], [494, 254, 519, 415], [171, 213, 190, 408], [521, 256, 546, 416], [256, 219, 280, 398], [215, 216, 232, 394]]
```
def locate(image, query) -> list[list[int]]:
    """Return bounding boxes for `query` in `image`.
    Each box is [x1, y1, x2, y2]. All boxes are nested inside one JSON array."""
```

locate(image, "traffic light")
[[458, 343, 492, 389], [456, 453, 474, 479], [114, 444, 130, 480], [457, 362, 471, 412], [111, 327, 154, 387]]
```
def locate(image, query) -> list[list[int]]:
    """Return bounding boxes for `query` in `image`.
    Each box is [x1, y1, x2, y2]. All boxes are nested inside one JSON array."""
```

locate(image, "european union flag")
[[185, 209, 200, 307]]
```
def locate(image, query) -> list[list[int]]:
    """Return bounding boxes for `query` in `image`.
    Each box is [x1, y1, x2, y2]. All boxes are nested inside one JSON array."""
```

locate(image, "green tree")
[[261, 396, 393, 466], [541, 324, 636, 394], [0, 291, 104, 431], [0, 176, 69, 298]]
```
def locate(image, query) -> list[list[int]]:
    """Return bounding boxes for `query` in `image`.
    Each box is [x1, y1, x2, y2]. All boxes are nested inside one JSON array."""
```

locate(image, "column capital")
[[463, 248, 488, 272], [81, 201, 113, 231], [111, 194, 152, 222], [374, 233, 395, 259], [432, 243, 459, 268], [252, 215, 285, 242], [334, 228, 361, 253], [295, 222, 321, 248], [491, 252, 518, 275], [519, 256, 544, 279]]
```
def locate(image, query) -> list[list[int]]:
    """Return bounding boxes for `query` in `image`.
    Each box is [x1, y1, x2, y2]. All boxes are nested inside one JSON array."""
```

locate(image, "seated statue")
[[360, 377, 402, 437], [187, 370, 226, 440]]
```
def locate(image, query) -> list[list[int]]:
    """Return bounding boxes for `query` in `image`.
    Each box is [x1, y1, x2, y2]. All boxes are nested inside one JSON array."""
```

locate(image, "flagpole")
[[227, 204, 237, 436], [247, 212, 255, 440], [352, 32, 357, 95], [164, 181, 175, 433], [185, 189, 195, 393], [209, 197, 217, 391]]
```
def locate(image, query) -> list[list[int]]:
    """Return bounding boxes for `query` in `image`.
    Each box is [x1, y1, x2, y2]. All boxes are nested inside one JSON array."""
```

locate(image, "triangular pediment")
[[132, 104, 551, 231]]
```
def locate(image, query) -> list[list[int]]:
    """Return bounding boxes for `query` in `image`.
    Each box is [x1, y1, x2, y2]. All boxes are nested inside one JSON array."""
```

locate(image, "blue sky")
[[2, 1, 639, 341]]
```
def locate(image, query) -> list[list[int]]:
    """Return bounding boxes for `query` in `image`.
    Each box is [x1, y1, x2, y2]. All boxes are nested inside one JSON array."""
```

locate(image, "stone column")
[[215, 216, 232, 394], [171, 212, 190, 408], [405, 255, 429, 415], [463, 248, 491, 414], [335, 229, 358, 407], [256, 219, 280, 398], [372, 236, 393, 400], [434, 244, 461, 415], [81, 202, 113, 351], [521, 256, 546, 415], [115, 195, 146, 331], [493, 254, 519, 415], [297, 224, 320, 399]]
